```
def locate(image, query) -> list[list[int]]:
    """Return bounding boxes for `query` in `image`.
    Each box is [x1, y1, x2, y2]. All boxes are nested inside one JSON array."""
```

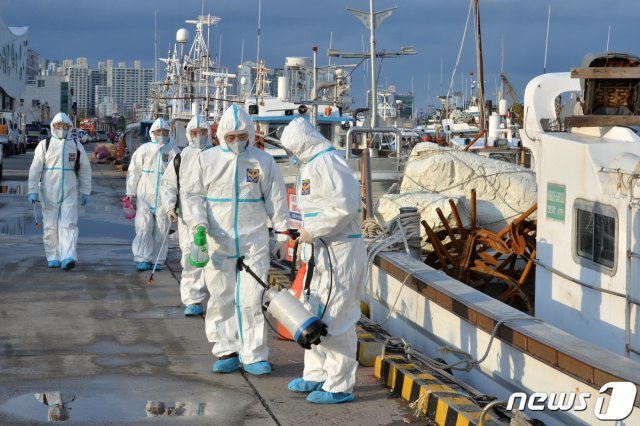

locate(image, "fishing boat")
[[365, 52, 640, 425]]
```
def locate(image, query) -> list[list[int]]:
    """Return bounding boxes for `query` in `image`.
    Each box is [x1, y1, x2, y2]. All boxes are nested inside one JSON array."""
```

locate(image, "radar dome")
[[176, 28, 189, 44]]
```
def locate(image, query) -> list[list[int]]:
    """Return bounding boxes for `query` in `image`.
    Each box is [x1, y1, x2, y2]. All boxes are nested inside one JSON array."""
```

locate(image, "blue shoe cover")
[[288, 378, 324, 392], [212, 356, 240, 373], [306, 391, 355, 404], [184, 304, 204, 316], [48, 260, 61, 268], [61, 258, 76, 271], [137, 261, 150, 271], [243, 361, 271, 376], [153, 263, 163, 271]]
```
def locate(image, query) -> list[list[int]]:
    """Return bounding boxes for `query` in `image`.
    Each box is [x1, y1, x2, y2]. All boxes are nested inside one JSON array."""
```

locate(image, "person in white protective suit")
[[279, 117, 366, 404], [28, 112, 92, 271], [160, 115, 212, 316], [126, 117, 180, 271], [183, 104, 290, 376]]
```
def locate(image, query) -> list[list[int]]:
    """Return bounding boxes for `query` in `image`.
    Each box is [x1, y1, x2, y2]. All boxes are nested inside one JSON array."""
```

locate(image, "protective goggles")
[[224, 131, 249, 143], [52, 122, 71, 130], [153, 129, 170, 136], [189, 128, 209, 137]]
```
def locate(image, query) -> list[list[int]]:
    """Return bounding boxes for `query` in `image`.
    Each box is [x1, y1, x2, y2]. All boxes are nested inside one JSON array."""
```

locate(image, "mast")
[[256, 0, 262, 66], [369, 0, 378, 128], [474, 0, 486, 132], [543, 4, 551, 74]]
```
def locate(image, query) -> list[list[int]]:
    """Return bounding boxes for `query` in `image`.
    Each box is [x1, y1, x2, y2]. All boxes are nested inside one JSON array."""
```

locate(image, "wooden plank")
[[564, 115, 640, 128], [571, 67, 640, 79]]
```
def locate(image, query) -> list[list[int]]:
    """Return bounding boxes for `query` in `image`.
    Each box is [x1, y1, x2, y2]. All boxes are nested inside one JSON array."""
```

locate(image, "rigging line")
[[446, 0, 473, 103]]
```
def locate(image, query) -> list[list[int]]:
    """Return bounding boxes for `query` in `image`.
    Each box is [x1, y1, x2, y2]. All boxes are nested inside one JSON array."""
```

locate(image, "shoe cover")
[[153, 263, 163, 271], [306, 391, 355, 404], [212, 356, 240, 373], [288, 378, 324, 392], [48, 260, 61, 268], [61, 258, 76, 271], [137, 261, 150, 271], [243, 361, 271, 376], [184, 304, 204, 316]]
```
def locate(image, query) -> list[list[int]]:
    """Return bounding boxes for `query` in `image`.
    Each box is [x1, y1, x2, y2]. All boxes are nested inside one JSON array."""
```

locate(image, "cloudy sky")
[[2, 0, 638, 111]]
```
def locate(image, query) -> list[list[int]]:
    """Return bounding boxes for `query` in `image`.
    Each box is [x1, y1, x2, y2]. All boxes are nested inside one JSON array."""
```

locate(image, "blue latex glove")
[[28, 193, 39, 204], [81, 193, 89, 207]]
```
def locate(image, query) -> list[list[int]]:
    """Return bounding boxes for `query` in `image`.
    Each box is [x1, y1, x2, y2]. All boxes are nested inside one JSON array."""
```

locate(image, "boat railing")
[[345, 127, 402, 159]]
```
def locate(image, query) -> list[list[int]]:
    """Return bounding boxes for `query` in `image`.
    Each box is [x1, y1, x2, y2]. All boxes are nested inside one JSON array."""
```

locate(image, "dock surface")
[[0, 145, 411, 425]]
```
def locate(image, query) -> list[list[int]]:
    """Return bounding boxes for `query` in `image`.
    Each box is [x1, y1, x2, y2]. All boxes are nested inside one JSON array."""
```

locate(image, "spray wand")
[[32, 201, 41, 230], [147, 226, 172, 286]]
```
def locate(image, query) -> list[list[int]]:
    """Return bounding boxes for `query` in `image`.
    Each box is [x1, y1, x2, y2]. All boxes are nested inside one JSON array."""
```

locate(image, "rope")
[[406, 316, 542, 372]]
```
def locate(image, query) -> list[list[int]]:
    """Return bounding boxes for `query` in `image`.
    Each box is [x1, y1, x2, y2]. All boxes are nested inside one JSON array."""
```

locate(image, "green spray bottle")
[[188, 226, 209, 268]]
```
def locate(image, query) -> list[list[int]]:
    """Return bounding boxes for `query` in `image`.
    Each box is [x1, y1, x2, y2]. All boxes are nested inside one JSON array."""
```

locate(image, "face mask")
[[193, 135, 208, 149], [228, 140, 247, 155], [154, 135, 168, 146], [52, 128, 69, 140]]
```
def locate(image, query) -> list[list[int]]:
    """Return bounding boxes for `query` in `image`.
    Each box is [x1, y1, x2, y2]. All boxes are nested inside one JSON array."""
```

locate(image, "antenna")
[[543, 4, 550, 74], [328, 32, 333, 66], [606, 25, 611, 52], [154, 11, 158, 81], [256, 0, 262, 66]]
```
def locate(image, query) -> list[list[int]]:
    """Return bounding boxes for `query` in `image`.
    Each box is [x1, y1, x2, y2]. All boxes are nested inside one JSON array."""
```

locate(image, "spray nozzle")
[[275, 229, 300, 240]]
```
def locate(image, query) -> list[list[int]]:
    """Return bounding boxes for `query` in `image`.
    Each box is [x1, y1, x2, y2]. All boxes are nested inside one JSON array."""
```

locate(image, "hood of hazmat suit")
[[150, 116, 171, 146], [186, 114, 213, 149], [216, 104, 255, 155]]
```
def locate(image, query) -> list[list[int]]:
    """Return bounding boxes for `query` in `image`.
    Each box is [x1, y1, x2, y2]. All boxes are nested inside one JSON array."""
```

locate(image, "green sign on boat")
[[547, 183, 566, 222]]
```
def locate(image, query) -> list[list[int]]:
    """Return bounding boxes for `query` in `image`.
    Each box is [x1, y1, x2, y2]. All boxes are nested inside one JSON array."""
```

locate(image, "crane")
[[500, 71, 523, 126]]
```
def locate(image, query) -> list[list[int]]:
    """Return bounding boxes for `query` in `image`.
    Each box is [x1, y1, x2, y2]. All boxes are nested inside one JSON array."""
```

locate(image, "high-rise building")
[[94, 60, 153, 119], [65, 58, 90, 116]]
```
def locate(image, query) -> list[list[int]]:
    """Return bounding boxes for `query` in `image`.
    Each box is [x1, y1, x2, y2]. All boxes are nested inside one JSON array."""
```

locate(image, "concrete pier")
[[0, 145, 410, 425]]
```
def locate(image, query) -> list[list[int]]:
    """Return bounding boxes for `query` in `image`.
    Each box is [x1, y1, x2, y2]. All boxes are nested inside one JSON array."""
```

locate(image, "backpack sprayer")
[[237, 229, 328, 349]]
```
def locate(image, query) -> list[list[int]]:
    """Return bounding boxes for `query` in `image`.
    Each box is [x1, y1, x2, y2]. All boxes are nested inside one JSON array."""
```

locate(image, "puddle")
[[124, 307, 182, 319], [0, 216, 134, 238], [93, 355, 169, 368], [0, 182, 28, 195], [79, 339, 163, 355], [2, 392, 210, 421]]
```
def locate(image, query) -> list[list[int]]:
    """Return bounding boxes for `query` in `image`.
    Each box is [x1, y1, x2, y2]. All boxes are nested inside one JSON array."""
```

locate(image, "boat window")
[[573, 200, 617, 273], [318, 123, 332, 141]]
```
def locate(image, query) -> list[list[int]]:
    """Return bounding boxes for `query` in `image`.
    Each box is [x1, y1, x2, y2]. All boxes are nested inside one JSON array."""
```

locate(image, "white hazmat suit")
[[280, 117, 366, 400], [160, 115, 211, 312], [184, 105, 289, 371], [28, 112, 92, 268], [126, 117, 180, 269]]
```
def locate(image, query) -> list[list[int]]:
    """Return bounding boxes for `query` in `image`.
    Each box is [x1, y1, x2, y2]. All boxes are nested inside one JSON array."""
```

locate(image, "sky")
[[2, 0, 639, 112]]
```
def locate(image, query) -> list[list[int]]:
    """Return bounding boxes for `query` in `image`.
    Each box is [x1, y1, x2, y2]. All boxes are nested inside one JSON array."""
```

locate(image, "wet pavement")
[[0, 145, 410, 425]]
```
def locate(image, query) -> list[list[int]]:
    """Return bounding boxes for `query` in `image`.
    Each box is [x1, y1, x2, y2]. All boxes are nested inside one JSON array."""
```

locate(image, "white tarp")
[[397, 143, 537, 233]]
